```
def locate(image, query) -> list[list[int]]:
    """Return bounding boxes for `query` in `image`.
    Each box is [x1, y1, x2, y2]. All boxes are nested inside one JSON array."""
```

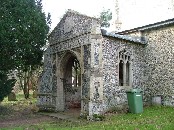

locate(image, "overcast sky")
[[42, 0, 174, 31]]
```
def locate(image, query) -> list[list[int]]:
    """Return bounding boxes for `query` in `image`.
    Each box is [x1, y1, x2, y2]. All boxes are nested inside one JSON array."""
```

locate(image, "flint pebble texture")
[[37, 10, 174, 115]]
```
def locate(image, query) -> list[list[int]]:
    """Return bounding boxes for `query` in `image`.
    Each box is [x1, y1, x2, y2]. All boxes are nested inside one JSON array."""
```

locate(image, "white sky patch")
[[42, 0, 174, 31], [42, 0, 114, 30]]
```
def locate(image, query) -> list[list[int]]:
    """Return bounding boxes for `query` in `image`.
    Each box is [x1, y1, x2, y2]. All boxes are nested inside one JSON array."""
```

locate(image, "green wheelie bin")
[[126, 89, 143, 114]]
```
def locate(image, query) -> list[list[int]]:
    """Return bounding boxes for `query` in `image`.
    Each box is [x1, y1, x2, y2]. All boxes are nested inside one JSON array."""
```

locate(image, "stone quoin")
[[37, 10, 174, 116]]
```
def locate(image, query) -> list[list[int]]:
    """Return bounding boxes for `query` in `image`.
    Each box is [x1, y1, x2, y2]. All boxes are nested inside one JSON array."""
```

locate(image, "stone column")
[[56, 54, 65, 111], [129, 61, 133, 87], [123, 60, 127, 86]]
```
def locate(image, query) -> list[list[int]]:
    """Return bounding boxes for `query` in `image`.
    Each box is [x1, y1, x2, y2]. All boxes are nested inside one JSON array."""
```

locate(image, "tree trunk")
[[19, 76, 26, 98], [24, 71, 29, 99]]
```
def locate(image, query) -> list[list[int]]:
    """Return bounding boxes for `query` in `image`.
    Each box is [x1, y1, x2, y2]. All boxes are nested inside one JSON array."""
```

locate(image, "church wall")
[[37, 10, 174, 117], [49, 11, 97, 45], [142, 26, 174, 105], [88, 34, 104, 116], [37, 48, 56, 110], [37, 10, 102, 115], [102, 37, 145, 112]]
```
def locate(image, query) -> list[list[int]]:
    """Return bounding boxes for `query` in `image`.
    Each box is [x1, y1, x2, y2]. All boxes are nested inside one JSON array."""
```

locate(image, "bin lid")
[[126, 89, 142, 93]]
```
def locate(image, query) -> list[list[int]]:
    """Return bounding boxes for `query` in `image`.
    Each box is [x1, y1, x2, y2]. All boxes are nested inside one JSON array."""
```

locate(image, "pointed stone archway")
[[37, 10, 171, 117], [57, 50, 82, 113], [37, 10, 105, 116]]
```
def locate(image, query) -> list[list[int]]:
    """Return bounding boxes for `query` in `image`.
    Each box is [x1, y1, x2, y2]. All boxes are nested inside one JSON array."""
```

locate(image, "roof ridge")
[[101, 29, 147, 45], [66, 9, 100, 21], [117, 17, 174, 34]]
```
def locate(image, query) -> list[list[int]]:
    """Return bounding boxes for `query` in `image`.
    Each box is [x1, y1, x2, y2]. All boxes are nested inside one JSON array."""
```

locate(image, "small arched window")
[[119, 50, 132, 86]]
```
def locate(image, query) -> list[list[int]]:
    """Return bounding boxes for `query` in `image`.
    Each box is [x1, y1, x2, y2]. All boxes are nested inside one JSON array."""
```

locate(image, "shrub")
[[0, 72, 16, 101]]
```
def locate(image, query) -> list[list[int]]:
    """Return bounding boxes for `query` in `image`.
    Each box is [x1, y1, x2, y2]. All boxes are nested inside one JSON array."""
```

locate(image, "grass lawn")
[[0, 92, 37, 119], [1, 106, 174, 130], [1, 92, 174, 130]]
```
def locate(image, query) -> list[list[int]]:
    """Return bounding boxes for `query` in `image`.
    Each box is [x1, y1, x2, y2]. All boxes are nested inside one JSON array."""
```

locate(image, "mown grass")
[[1, 105, 174, 130], [2, 91, 36, 105], [1, 92, 36, 110], [1, 93, 174, 130], [0, 92, 37, 121]]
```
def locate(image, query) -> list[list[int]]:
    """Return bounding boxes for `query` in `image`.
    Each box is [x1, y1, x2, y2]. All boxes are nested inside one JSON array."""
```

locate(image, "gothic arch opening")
[[61, 52, 81, 110], [119, 49, 132, 87]]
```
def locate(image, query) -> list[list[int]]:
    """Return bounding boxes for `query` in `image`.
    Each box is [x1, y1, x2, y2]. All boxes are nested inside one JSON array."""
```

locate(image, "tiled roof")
[[117, 18, 174, 35], [101, 29, 147, 45]]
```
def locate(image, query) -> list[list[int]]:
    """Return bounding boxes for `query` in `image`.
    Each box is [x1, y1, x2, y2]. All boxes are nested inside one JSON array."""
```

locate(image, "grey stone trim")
[[117, 18, 174, 34], [38, 9, 174, 115], [101, 29, 147, 44], [50, 34, 90, 54]]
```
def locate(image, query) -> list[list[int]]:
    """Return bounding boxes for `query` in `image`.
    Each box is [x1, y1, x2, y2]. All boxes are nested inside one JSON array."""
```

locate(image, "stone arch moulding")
[[118, 46, 133, 57], [59, 50, 81, 74], [118, 47, 133, 90], [56, 49, 82, 112]]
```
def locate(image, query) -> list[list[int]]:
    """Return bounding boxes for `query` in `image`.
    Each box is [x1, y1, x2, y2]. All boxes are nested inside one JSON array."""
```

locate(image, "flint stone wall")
[[142, 26, 174, 105], [37, 10, 102, 114], [37, 10, 174, 115], [37, 48, 56, 109], [102, 38, 145, 111]]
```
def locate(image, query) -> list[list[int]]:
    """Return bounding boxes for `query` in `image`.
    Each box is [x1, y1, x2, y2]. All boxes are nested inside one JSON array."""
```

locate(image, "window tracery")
[[119, 49, 133, 87]]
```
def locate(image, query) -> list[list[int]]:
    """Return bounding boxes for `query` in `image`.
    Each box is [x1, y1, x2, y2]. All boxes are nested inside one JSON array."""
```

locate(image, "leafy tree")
[[0, 0, 50, 99], [100, 9, 112, 28], [17, 65, 43, 99]]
